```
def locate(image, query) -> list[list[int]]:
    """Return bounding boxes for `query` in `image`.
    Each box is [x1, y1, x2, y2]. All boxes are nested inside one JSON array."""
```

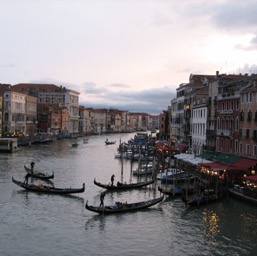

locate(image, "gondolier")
[[30, 161, 35, 173], [99, 192, 105, 208], [111, 174, 115, 186]]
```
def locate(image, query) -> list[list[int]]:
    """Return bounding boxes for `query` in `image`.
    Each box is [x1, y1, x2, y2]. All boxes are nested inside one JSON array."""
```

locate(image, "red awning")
[[233, 158, 257, 170], [199, 162, 240, 171], [199, 162, 230, 170]]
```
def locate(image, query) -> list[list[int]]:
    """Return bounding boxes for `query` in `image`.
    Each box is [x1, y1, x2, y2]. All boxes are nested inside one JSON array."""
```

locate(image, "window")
[[246, 144, 250, 155], [254, 145, 257, 156], [248, 110, 252, 121], [235, 140, 238, 153], [236, 100, 239, 110], [246, 129, 250, 139], [236, 117, 239, 131], [240, 110, 244, 121], [239, 143, 242, 154]]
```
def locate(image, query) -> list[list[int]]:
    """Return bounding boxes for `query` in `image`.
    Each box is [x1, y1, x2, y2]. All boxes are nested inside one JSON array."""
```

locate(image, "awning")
[[199, 162, 230, 171], [233, 158, 257, 170], [174, 154, 212, 165], [200, 152, 241, 165], [213, 154, 241, 165]]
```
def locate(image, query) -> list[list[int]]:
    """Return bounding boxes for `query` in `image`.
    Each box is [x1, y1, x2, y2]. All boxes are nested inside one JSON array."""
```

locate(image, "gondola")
[[158, 186, 184, 196], [182, 192, 218, 206], [24, 165, 54, 180], [94, 178, 155, 190], [85, 194, 164, 214], [105, 140, 116, 145], [12, 177, 85, 194]]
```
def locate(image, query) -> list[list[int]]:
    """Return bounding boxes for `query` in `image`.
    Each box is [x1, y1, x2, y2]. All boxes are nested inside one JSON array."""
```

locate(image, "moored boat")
[[0, 138, 21, 153], [24, 165, 54, 180], [85, 194, 164, 214], [12, 177, 85, 194], [94, 178, 155, 190], [229, 184, 257, 205], [182, 190, 218, 206], [156, 168, 183, 180], [132, 164, 153, 176], [158, 186, 184, 196], [105, 140, 116, 145]]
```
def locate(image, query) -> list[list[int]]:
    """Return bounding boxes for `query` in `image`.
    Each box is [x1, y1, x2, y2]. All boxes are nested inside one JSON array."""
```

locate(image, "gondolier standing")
[[30, 161, 35, 173], [111, 174, 115, 186], [99, 192, 105, 208], [24, 173, 30, 185]]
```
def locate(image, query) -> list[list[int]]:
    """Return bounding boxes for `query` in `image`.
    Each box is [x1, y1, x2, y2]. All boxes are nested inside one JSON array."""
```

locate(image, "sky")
[[1, 0, 257, 114]]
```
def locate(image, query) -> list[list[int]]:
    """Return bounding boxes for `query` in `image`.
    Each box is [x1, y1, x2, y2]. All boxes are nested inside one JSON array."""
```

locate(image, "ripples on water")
[[1, 133, 257, 255]]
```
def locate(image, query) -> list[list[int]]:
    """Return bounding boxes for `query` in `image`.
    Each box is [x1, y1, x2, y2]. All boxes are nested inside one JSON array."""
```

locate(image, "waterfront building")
[[37, 104, 69, 135], [239, 77, 257, 159], [191, 85, 209, 156], [0, 95, 2, 135], [25, 95, 37, 136], [93, 109, 107, 134], [12, 83, 80, 133], [215, 74, 248, 155]]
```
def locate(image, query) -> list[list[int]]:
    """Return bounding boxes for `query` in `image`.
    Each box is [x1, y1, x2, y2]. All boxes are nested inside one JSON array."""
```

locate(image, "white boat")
[[156, 168, 184, 180], [0, 138, 21, 153], [114, 152, 124, 159], [132, 164, 153, 176]]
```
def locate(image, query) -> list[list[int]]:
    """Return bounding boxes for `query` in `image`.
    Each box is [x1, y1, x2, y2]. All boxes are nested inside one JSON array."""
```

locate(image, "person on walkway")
[[111, 174, 115, 186], [99, 192, 105, 208]]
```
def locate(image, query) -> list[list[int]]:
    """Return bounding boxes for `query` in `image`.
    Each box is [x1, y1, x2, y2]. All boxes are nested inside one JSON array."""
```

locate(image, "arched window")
[[236, 117, 239, 131], [240, 110, 244, 121], [248, 109, 252, 121]]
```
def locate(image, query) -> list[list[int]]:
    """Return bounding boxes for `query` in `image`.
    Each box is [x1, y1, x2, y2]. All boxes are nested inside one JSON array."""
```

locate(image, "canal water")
[[1, 133, 257, 256]]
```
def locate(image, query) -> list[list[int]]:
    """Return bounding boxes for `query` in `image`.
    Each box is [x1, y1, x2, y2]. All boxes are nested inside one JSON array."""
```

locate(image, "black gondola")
[[105, 140, 116, 145], [158, 186, 184, 196], [94, 178, 155, 190], [12, 177, 85, 194], [24, 165, 54, 180], [85, 194, 164, 214], [182, 191, 218, 206]]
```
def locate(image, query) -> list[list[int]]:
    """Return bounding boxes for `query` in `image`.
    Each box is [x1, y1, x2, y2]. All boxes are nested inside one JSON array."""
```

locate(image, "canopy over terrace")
[[174, 153, 213, 165], [200, 151, 241, 165]]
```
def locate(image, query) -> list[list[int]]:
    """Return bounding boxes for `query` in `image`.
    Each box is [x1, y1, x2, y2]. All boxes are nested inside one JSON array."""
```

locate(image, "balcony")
[[219, 110, 233, 115], [217, 129, 233, 137]]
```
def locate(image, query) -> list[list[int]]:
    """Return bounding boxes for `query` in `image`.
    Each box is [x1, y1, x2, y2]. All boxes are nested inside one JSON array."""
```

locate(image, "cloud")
[[26, 77, 174, 114], [210, 1, 257, 31], [107, 83, 131, 89], [235, 35, 257, 51], [80, 85, 176, 115]]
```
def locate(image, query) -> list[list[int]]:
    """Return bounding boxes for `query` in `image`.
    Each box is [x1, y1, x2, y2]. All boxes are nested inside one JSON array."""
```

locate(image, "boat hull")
[[12, 177, 85, 194], [94, 178, 154, 190], [85, 195, 164, 214]]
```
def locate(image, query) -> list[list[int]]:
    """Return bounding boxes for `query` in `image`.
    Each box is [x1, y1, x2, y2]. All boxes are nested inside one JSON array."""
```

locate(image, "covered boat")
[[182, 190, 218, 206], [94, 178, 155, 190], [158, 186, 184, 196], [85, 194, 164, 214], [12, 177, 85, 194], [24, 165, 54, 180]]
